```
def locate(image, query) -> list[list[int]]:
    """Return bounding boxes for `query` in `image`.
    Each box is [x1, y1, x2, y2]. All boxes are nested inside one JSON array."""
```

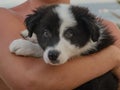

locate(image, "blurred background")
[[0, 0, 120, 26], [0, 0, 26, 8], [71, 0, 120, 27]]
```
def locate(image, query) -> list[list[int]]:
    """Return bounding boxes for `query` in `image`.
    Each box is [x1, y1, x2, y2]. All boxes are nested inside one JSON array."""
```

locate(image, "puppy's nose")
[[48, 50, 59, 62]]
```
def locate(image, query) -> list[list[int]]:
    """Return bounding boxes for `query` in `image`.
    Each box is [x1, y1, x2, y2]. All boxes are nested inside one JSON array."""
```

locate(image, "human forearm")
[[0, 44, 120, 90], [25, 46, 120, 90]]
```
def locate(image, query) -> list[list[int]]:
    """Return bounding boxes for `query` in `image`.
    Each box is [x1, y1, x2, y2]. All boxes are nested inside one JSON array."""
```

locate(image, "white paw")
[[21, 30, 38, 43], [21, 29, 29, 38], [9, 39, 43, 57]]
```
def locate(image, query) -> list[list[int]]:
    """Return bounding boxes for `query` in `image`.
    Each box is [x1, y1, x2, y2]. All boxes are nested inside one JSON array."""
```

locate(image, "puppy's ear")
[[25, 13, 40, 37], [25, 7, 47, 37], [25, 5, 58, 37], [81, 17, 100, 42], [71, 6, 100, 42]]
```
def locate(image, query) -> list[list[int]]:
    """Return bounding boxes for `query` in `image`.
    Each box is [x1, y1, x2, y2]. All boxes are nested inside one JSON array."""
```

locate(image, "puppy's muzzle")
[[48, 50, 60, 64]]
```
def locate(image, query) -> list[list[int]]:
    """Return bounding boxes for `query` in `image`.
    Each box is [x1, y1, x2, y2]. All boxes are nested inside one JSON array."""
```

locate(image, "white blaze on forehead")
[[52, 4, 78, 63], [54, 4, 77, 35]]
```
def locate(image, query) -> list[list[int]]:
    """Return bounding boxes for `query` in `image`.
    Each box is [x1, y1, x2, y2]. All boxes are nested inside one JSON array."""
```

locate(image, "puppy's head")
[[25, 4, 100, 65]]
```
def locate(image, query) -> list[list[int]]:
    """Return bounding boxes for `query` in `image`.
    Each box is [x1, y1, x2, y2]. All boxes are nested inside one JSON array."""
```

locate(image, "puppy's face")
[[25, 4, 100, 65]]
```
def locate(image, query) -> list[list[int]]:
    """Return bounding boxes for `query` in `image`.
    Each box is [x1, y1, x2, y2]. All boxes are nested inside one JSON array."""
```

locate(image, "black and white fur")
[[9, 4, 118, 90]]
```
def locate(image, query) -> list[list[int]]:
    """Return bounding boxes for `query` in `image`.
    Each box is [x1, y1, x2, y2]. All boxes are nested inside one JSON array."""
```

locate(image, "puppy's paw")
[[9, 39, 43, 57], [21, 30, 29, 39], [21, 30, 38, 43]]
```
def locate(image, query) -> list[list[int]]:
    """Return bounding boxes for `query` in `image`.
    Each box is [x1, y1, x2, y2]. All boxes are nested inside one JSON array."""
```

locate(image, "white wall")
[[0, 0, 27, 8], [70, 0, 116, 4], [0, 0, 116, 8]]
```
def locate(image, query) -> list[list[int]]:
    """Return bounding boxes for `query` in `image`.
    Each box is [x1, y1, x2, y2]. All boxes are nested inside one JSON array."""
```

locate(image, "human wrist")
[[109, 46, 120, 81], [112, 46, 120, 68], [92, 45, 120, 73]]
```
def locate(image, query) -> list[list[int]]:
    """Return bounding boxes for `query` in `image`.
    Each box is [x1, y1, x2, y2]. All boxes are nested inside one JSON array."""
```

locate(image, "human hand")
[[102, 19, 120, 48], [102, 20, 120, 86]]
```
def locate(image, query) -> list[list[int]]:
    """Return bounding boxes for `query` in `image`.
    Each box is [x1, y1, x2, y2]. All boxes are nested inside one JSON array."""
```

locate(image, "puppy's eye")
[[64, 30, 73, 39], [43, 29, 51, 38]]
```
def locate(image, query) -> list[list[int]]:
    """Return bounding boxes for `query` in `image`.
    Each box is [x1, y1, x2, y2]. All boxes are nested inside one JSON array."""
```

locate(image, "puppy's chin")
[[43, 54, 68, 65], [44, 58, 68, 65], [47, 61, 66, 66]]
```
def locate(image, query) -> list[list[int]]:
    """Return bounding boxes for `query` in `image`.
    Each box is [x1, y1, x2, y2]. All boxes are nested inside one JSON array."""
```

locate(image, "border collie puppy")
[[9, 4, 118, 90]]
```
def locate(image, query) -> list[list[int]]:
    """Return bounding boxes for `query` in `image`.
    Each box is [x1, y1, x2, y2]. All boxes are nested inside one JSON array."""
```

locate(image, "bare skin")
[[0, 0, 120, 90]]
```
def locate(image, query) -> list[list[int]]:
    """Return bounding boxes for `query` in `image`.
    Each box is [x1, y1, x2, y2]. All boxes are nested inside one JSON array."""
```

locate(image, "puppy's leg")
[[21, 30, 38, 43], [9, 39, 43, 57]]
